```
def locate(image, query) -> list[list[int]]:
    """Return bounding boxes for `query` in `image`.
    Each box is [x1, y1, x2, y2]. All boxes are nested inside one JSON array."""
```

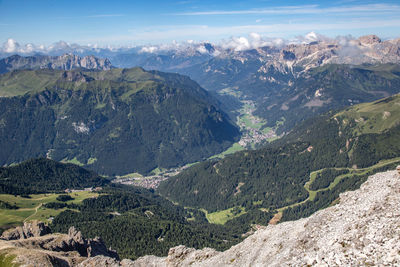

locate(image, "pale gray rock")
[[254, 35, 400, 75], [129, 169, 400, 266], [0, 224, 119, 266], [79, 255, 121, 267], [0, 53, 112, 74], [0, 220, 51, 240], [358, 35, 382, 46]]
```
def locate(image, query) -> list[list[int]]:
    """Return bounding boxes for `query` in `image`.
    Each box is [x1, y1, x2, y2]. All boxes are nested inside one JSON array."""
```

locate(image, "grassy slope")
[[0, 67, 159, 97], [0, 69, 61, 97], [0, 191, 99, 230], [334, 93, 400, 135], [209, 142, 244, 159], [204, 207, 247, 225]]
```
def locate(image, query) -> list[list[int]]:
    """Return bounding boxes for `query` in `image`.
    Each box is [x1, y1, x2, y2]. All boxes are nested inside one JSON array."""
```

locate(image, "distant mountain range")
[[112, 35, 400, 72], [0, 53, 113, 74], [96, 34, 400, 134], [170, 35, 400, 133]]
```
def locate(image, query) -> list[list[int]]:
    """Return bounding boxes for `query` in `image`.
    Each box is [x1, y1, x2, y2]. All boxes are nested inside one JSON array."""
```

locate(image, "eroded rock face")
[[0, 53, 113, 74], [359, 35, 382, 46], [61, 71, 94, 82], [253, 34, 400, 76], [1, 220, 51, 240], [0, 223, 119, 266]]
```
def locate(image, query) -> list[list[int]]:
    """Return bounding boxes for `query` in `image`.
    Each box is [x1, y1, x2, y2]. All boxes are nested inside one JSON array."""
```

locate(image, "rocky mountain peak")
[[57, 53, 113, 71], [60, 70, 94, 82], [0, 53, 113, 74], [358, 34, 382, 46]]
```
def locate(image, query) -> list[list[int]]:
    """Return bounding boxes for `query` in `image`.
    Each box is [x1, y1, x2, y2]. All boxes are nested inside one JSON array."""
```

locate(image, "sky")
[[1, 0, 400, 47]]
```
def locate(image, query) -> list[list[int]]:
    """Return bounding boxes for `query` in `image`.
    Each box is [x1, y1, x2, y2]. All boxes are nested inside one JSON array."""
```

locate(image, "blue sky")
[[1, 0, 400, 46]]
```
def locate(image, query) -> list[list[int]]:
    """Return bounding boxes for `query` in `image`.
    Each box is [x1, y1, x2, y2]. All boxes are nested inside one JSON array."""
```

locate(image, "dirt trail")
[[23, 203, 42, 222], [268, 157, 400, 224]]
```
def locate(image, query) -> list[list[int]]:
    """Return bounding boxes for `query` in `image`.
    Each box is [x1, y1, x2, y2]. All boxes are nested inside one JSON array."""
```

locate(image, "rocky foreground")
[[1, 169, 399, 266], [130, 169, 400, 267], [0, 222, 119, 266]]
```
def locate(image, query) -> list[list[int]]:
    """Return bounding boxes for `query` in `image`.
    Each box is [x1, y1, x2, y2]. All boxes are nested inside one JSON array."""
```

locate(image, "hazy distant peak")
[[358, 35, 382, 46], [0, 54, 113, 74]]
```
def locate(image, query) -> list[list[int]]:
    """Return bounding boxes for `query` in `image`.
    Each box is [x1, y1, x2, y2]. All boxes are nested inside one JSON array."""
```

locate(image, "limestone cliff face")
[[0, 53, 113, 74], [128, 169, 400, 266]]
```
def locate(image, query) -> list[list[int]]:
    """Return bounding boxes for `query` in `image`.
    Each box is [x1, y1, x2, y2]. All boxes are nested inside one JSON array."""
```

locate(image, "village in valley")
[[236, 100, 278, 149], [113, 96, 279, 189]]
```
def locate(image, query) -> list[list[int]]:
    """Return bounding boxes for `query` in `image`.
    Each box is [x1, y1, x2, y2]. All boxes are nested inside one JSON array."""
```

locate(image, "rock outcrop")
[[1, 220, 51, 240], [0, 223, 119, 266], [129, 169, 400, 266], [358, 35, 382, 46], [0, 53, 113, 74]]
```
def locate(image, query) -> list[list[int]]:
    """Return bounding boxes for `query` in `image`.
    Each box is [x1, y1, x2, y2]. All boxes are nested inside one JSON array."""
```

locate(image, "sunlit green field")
[[209, 142, 244, 159], [201, 207, 247, 225], [0, 191, 99, 230]]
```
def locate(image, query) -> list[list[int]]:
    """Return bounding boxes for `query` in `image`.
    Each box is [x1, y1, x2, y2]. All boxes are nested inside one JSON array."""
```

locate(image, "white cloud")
[[222, 36, 250, 51], [139, 46, 159, 53], [291, 31, 332, 44], [3, 39, 20, 53], [1, 39, 49, 53], [220, 33, 285, 51], [196, 45, 208, 54]]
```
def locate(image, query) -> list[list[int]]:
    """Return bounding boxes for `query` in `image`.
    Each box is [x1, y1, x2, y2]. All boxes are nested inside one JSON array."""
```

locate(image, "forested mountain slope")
[[0, 67, 239, 175], [182, 62, 400, 134], [158, 94, 400, 222], [0, 158, 108, 195], [134, 169, 400, 266]]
